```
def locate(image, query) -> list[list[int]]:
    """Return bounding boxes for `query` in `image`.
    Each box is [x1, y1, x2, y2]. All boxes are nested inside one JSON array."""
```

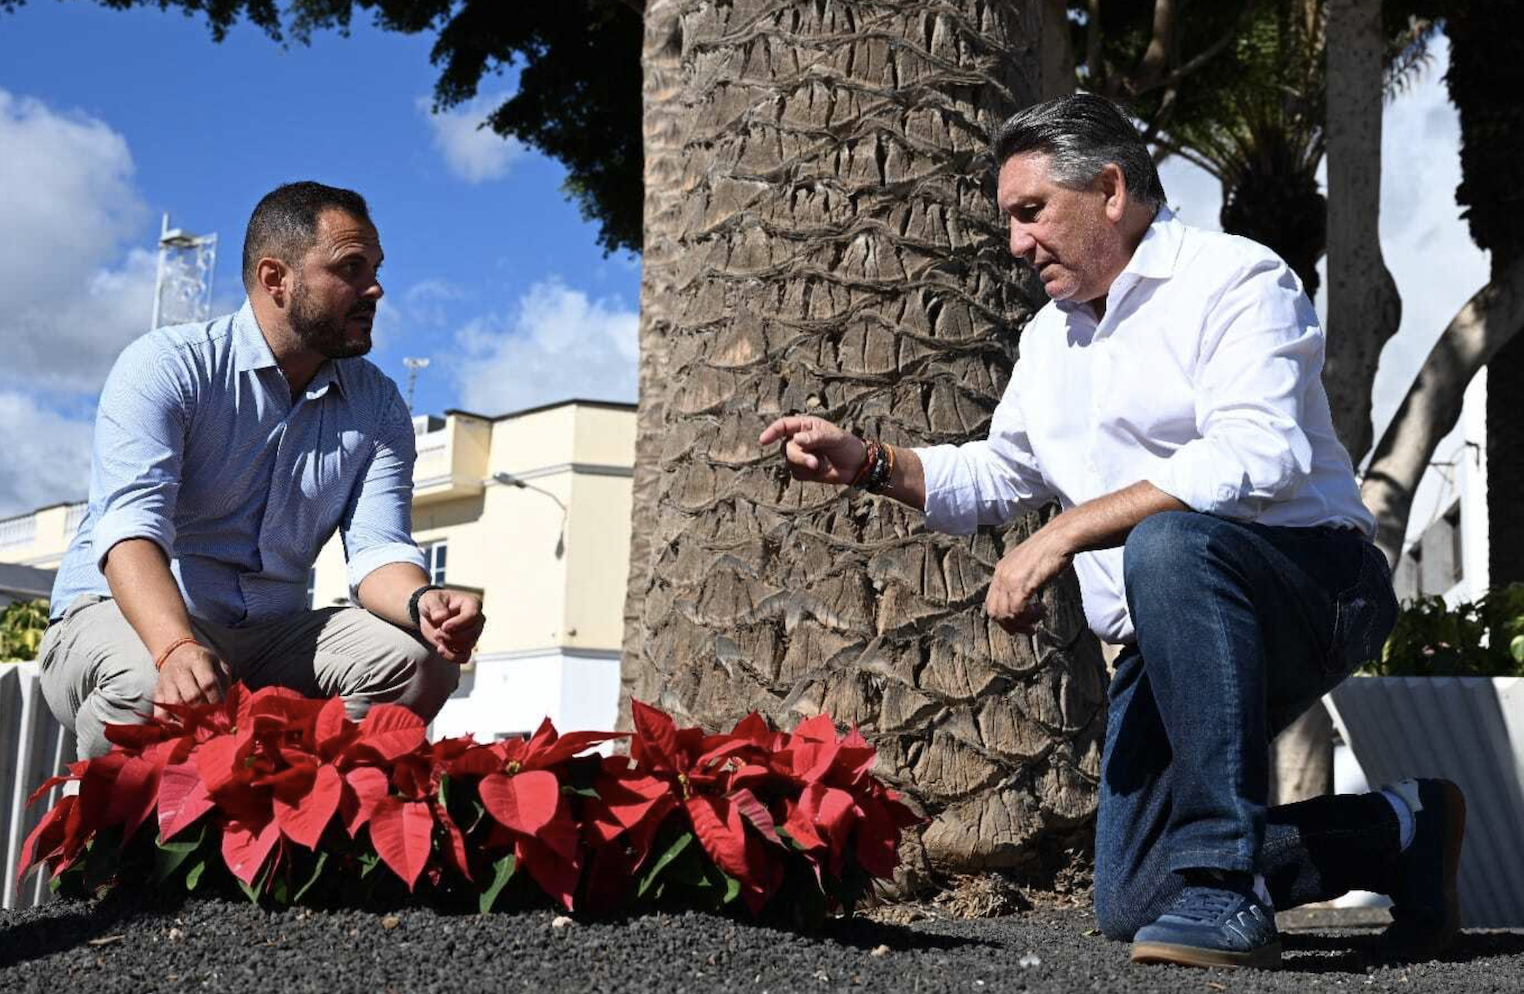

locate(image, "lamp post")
[[402, 357, 431, 414], [492, 472, 568, 559], [150, 213, 217, 331]]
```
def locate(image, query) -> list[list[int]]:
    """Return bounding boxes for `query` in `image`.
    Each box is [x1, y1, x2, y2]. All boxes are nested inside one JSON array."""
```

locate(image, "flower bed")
[[15, 684, 918, 925]]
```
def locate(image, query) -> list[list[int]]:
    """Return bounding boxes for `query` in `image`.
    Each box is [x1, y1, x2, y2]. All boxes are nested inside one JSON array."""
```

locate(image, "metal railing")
[[1, 661, 74, 911], [0, 516, 35, 550]]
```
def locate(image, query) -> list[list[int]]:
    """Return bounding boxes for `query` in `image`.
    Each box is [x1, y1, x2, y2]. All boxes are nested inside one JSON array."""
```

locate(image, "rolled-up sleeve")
[[915, 368, 1056, 535], [90, 341, 189, 569], [341, 390, 427, 598], [1145, 257, 1318, 520]]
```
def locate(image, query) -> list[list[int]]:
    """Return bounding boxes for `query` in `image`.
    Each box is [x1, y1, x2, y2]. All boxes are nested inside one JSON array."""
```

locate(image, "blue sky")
[[0, 7, 1491, 545]]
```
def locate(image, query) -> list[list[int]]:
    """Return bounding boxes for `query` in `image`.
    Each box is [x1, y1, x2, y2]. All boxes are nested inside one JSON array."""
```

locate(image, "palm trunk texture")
[[628, 0, 1107, 880], [621, 0, 687, 734]]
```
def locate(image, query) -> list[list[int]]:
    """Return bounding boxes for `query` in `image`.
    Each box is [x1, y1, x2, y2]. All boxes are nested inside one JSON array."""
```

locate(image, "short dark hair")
[[242, 181, 372, 289], [993, 93, 1166, 208]]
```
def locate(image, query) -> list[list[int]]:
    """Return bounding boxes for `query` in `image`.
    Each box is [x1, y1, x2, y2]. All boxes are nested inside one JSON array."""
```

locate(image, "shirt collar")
[[1121, 204, 1184, 281], [232, 300, 280, 373], [232, 299, 346, 400]]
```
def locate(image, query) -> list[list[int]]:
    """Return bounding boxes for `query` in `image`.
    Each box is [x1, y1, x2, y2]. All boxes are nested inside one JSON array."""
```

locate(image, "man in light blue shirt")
[[40, 181, 484, 758]]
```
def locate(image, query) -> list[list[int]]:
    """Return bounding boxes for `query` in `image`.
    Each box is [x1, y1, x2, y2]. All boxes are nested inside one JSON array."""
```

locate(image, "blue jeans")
[[1094, 512, 1400, 940]]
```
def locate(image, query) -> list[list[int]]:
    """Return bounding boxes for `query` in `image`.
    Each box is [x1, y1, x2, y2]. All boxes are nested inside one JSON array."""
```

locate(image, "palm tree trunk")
[[620, 0, 688, 734], [1262, 0, 1397, 809], [1324, 0, 1402, 464], [631, 0, 1107, 880]]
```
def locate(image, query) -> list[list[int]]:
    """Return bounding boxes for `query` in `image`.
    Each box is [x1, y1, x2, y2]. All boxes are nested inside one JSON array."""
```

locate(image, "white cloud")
[[0, 391, 94, 519], [0, 89, 154, 393], [403, 278, 469, 328], [452, 278, 638, 415], [417, 94, 526, 184]]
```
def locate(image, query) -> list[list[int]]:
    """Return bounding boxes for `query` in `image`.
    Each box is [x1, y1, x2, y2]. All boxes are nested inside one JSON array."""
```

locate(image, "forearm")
[[1042, 480, 1189, 554], [878, 443, 927, 512], [356, 561, 434, 629], [101, 538, 198, 658]]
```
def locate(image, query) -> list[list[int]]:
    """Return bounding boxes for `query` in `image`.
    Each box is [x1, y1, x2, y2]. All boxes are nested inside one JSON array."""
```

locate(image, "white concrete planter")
[[1324, 677, 1524, 928], [0, 660, 75, 911]]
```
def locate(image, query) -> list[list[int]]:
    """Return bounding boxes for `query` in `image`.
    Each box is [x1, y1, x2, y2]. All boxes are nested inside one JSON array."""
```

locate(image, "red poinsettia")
[[16, 683, 919, 921]]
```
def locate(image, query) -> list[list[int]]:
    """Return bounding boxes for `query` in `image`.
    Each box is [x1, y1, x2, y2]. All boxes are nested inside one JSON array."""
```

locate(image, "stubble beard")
[[289, 280, 374, 359]]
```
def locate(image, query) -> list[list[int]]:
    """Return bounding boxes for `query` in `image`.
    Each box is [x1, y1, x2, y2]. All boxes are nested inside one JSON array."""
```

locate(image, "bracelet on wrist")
[[408, 584, 446, 628], [153, 635, 201, 672], [849, 439, 876, 487], [867, 442, 896, 494]]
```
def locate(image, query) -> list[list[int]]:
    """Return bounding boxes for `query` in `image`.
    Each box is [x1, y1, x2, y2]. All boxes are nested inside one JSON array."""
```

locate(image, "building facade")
[[1390, 369, 1490, 606], [0, 399, 636, 740]]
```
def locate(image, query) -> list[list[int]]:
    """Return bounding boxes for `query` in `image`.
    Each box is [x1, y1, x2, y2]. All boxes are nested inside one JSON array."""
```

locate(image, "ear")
[[1100, 163, 1129, 222], [254, 257, 291, 307]]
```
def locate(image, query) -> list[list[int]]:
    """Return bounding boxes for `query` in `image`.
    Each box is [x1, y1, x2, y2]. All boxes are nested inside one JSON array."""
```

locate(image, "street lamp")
[[402, 357, 430, 413], [492, 472, 568, 559], [151, 212, 217, 330]]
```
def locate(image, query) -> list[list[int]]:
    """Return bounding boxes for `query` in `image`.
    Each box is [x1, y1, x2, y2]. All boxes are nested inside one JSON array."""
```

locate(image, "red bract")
[[16, 683, 918, 922]]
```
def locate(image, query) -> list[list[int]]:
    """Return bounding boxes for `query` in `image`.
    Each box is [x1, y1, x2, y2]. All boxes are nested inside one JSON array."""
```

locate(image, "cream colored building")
[[0, 399, 636, 740]]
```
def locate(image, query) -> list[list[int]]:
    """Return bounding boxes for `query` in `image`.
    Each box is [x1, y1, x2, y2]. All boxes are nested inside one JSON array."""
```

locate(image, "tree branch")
[[1133, 0, 1177, 93], [1362, 257, 1524, 566], [1134, 1, 1258, 97], [1086, 0, 1104, 89]]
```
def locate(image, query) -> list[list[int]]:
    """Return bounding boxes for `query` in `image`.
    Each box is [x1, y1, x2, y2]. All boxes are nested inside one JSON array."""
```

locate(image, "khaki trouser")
[[38, 595, 460, 759]]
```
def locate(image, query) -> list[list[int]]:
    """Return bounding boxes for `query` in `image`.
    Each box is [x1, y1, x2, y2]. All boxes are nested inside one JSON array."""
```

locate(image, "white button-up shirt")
[[916, 207, 1373, 644]]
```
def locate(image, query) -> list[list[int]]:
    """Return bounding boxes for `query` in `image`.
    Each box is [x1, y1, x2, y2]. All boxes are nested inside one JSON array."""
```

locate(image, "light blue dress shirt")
[[51, 301, 426, 625]]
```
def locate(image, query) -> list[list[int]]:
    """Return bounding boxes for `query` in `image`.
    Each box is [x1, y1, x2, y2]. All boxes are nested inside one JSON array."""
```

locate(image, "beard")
[[289, 281, 374, 359]]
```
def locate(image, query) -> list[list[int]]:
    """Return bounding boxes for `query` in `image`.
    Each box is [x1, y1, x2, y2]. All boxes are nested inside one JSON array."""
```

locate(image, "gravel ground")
[[3, 895, 1522, 993]]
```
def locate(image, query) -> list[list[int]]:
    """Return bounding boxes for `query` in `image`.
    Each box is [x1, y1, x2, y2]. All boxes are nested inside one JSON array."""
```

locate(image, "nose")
[[1009, 220, 1035, 261], [365, 277, 384, 301]]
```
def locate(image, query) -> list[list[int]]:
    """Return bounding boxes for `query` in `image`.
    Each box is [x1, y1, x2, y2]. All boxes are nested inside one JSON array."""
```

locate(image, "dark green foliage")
[[1362, 582, 1524, 678], [0, 0, 644, 255], [1443, 0, 1524, 269]]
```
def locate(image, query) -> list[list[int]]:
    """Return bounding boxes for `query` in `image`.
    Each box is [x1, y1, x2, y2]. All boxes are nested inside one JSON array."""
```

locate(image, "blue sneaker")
[[1130, 872, 1281, 970], [1379, 778, 1466, 961]]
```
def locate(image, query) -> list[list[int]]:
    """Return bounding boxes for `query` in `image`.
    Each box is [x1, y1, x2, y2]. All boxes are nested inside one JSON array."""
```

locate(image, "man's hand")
[[153, 642, 232, 719], [986, 529, 1074, 635], [418, 589, 485, 663], [758, 416, 867, 485]]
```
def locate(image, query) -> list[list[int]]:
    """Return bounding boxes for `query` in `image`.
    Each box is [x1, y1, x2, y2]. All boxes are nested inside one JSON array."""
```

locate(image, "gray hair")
[[993, 93, 1166, 208]]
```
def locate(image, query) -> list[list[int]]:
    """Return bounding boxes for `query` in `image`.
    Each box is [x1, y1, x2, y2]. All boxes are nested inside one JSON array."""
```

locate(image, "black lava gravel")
[[4, 895, 1523, 993]]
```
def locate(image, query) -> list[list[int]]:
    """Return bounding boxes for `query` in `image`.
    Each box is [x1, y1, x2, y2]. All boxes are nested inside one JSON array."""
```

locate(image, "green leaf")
[[269, 870, 291, 906], [479, 853, 517, 914], [720, 872, 741, 905], [154, 823, 206, 883], [465, 799, 487, 834], [236, 862, 271, 904], [1511, 634, 1524, 665], [293, 850, 329, 904], [438, 774, 453, 809], [185, 859, 206, 892], [638, 831, 694, 899], [358, 851, 382, 878], [561, 786, 601, 799]]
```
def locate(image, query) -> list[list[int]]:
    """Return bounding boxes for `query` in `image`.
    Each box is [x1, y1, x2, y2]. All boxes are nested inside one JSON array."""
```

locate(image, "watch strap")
[[408, 584, 445, 628]]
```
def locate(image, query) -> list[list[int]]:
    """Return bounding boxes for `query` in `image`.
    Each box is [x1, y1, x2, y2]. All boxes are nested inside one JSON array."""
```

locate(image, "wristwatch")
[[408, 584, 445, 628]]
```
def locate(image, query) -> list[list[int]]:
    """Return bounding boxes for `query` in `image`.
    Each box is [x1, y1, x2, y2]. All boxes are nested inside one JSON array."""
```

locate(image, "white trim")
[[474, 646, 620, 663]]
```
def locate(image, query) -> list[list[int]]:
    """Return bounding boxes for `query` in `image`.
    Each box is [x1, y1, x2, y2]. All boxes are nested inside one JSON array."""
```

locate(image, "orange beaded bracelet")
[[153, 635, 201, 671]]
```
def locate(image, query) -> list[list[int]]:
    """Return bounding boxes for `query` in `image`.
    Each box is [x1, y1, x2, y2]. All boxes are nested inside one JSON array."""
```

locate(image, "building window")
[[422, 540, 448, 586], [1444, 503, 1463, 585], [306, 568, 317, 610]]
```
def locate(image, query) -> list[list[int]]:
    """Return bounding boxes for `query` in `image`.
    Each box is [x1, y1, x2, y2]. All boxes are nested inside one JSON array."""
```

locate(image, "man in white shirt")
[[760, 94, 1463, 970]]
